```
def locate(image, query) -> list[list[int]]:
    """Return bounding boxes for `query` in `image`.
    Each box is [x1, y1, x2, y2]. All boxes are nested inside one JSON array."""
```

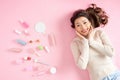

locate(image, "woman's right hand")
[[75, 31, 89, 45], [75, 31, 86, 40]]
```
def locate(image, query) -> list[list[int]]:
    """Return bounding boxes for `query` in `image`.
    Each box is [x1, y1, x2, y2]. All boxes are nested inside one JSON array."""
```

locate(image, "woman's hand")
[[75, 31, 89, 45], [75, 31, 88, 42], [75, 31, 87, 40]]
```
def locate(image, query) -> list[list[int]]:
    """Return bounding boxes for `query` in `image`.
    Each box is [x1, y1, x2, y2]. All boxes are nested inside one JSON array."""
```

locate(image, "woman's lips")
[[81, 30, 88, 33], [81, 28, 89, 33]]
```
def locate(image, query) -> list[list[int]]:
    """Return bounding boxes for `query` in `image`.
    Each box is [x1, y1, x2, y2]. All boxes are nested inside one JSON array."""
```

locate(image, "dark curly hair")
[[70, 3, 108, 28]]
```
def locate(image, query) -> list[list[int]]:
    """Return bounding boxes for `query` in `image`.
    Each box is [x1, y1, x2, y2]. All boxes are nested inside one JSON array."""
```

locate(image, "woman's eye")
[[77, 25, 80, 27], [84, 22, 86, 24]]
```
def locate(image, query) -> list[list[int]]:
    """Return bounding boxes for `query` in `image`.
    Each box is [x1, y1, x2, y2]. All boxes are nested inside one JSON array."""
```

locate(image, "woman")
[[70, 4, 120, 80]]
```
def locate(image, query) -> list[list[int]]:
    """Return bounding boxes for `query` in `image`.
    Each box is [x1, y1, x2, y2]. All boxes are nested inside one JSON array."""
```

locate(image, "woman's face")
[[74, 16, 92, 37]]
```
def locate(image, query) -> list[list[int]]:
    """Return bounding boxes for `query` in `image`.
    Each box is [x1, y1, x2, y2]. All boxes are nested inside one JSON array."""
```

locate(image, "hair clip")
[[16, 39, 27, 46]]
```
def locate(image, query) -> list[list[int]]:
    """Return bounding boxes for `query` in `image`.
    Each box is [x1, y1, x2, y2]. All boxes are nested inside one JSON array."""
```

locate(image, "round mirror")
[[34, 22, 46, 33]]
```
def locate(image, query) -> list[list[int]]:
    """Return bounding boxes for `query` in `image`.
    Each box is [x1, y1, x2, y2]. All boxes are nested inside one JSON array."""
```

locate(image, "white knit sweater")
[[71, 29, 117, 80]]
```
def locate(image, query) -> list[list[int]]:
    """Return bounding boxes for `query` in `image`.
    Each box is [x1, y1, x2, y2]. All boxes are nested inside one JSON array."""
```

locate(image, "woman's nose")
[[81, 25, 87, 30]]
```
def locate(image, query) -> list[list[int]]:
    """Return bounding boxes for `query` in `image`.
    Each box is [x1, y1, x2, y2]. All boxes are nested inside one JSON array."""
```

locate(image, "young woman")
[[70, 4, 120, 80]]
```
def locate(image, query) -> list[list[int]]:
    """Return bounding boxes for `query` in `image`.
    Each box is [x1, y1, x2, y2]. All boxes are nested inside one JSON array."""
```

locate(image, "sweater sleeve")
[[71, 39, 89, 69], [89, 30, 114, 57]]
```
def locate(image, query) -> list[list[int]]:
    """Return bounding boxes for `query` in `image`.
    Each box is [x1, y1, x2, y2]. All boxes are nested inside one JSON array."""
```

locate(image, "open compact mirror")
[[34, 22, 46, 33]]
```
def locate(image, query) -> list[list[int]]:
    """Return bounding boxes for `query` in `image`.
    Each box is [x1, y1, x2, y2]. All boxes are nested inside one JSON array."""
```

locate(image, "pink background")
[[0, 0, 120, 80]]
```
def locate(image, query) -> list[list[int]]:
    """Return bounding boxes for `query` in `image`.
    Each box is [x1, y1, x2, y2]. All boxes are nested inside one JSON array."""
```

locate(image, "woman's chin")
[[82, 33, 88, 38]]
